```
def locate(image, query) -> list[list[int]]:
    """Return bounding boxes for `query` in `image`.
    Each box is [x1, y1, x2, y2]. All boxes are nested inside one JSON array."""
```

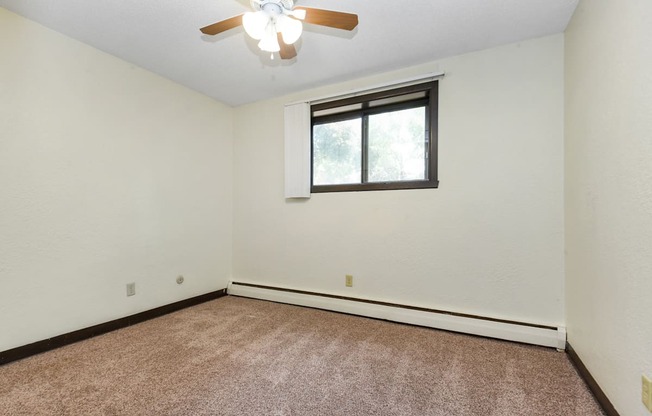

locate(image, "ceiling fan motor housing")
[[252, 0, 295, 14]]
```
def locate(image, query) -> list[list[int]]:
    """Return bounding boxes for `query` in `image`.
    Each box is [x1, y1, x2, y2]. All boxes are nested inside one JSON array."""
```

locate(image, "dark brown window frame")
[[311, 81, 439, 193]]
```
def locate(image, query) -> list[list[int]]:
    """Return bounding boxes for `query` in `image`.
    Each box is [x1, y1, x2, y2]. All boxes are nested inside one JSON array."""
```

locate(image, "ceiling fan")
[[200, 0, 359, 60]]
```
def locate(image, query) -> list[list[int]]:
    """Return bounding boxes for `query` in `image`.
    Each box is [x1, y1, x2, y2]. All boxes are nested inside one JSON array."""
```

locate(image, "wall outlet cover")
[[126, 282, 136, 297]]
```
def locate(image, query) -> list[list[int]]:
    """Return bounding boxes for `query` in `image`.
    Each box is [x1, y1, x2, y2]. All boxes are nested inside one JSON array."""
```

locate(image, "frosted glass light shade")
[[277, 15, 303, 45], [291, 9, 306, 20], [258, 25, 280, 52], [243, 11, 269, 40]]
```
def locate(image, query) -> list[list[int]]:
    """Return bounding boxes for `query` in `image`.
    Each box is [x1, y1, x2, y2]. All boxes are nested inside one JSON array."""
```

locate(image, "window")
[[311, 81, 438, 193]]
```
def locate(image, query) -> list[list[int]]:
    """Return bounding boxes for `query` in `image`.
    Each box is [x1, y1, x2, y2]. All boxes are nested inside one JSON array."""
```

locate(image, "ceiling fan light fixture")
[[243, 11, 269, 40], [201, 0, 358, 60], [258, 25, 281, 52], [276, 14, 303, 45], [290, 9, 306, 20]]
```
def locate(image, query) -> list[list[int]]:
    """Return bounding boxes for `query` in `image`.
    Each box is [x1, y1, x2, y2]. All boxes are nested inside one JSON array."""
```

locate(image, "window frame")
[[310, 81, 439, 193]]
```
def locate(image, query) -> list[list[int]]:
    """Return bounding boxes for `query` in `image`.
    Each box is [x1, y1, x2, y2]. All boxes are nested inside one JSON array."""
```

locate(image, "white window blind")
[[284, 102, 311, 198]]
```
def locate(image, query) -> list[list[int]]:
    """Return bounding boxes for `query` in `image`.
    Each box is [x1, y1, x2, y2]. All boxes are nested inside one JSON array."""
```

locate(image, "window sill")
[[311, 180, 439, 193]]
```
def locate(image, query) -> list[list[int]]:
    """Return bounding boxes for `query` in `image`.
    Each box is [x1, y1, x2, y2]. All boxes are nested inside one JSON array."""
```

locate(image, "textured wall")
[[233, 35, 565, 327], [0, 9, 234, 352], [565, 1, 652, 415]]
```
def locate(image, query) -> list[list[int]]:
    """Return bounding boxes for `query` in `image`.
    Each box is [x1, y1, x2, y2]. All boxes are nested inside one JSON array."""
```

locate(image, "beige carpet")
[[0, 296, 603, 415]]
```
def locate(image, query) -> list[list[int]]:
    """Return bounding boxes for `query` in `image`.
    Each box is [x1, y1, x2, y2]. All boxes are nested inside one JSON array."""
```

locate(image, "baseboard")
[[0, 289, 227, 366], [566, 342, 620, 416], [228, 282, 566, 349]]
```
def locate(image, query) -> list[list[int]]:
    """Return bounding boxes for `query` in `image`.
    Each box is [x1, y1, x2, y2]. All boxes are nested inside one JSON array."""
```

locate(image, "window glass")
[[313, 118, 362, 186], [368, 106, 427, 182]]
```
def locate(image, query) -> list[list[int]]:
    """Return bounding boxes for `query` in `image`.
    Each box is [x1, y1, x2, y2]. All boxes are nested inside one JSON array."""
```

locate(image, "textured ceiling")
[[0, 0, 578, 106]]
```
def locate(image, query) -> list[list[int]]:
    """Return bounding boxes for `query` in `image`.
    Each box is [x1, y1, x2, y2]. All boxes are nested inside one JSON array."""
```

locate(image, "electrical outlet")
[[345, 274, 353, 287], [126, 282, 136, 297], [643, 375, 652, 412]]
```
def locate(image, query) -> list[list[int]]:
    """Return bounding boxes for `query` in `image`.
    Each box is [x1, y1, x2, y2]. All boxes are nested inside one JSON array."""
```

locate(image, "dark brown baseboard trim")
[[566, 342, 620, 416], [0, 289, 227, 366], [230, 281, 556, 331]]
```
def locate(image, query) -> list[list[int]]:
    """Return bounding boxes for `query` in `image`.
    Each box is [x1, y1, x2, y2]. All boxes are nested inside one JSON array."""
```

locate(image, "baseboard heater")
[[228, 281, 566, 350]]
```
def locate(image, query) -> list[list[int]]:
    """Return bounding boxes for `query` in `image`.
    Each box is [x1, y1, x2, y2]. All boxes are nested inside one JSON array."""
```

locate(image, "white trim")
[[556, 326, 567, 350], [227, 282, 566, 350], [286, 71, 446, 106]]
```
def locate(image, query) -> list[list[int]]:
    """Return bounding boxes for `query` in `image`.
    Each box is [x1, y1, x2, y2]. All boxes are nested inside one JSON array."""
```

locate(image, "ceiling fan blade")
[[295, 7, 359, 31], [277, 33, 297, 60], [200, 14, 244, 35]]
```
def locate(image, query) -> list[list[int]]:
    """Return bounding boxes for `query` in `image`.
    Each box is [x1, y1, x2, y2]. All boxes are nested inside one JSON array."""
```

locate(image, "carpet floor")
[[0, 296, 604, 415]]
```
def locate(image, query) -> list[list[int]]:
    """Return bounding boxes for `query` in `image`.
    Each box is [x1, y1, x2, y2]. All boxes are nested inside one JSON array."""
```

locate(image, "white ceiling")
[[0, 0, 578, 107]]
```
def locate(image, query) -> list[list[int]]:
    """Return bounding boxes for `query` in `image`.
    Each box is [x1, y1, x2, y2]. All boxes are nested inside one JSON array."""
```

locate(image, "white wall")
[[233, 35, 565, 327], [0, 9, 233, 352], [565, 1, 652, 415]]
